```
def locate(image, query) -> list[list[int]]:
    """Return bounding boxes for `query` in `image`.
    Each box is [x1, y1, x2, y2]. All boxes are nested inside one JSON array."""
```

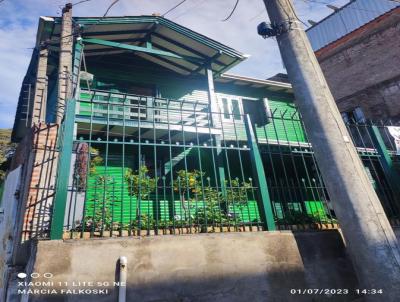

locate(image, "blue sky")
[[0, 0, 348, 128]]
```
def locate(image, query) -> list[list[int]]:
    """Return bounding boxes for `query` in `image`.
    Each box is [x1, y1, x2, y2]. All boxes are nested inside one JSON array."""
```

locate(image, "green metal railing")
[[38, 89, 400, 239]]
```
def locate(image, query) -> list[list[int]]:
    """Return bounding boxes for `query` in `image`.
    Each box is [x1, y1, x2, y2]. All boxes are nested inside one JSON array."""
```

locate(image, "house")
[[306, 0, 400, 122], [6, 5, 399, 244], [1, 3, 400, 301]]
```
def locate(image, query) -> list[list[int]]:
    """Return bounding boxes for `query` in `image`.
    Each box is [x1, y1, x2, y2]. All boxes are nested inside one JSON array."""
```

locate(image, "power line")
[[287, 0, 309, 27], [270, 0, 309, 28], [222, 0, 240, 21], [162, 0, 189, 17], [72, 0, 93, 6], [249, 10, 266, 21], [103, 0, 120, 17], [171, 0, 207, 21], [41, 0, 121, 47]]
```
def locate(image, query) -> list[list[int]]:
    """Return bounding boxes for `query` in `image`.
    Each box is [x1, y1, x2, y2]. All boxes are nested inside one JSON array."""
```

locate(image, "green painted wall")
[[86, 165, 261, 226], [78, 53, 306, 143]]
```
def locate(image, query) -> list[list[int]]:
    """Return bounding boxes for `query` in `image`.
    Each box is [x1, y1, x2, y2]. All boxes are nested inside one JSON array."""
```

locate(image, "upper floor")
[[11, 14, 305, 145]]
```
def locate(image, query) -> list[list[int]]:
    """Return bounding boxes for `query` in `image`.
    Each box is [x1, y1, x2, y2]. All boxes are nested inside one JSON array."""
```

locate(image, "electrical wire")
[[42, 0, 121, 47], [287, 0, 309, 27], [103, 0, 120, 17], [249, 10, 266, 21], [171, 0, 207, 21], [270, 0, 308, 28], [72, 0, 93, 6], [161, 0, 189, 17], [222, 0, 240, 21]]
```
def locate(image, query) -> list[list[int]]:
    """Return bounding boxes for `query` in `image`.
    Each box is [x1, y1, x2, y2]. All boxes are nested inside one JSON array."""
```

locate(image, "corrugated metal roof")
[[306, 0, 399, 51]]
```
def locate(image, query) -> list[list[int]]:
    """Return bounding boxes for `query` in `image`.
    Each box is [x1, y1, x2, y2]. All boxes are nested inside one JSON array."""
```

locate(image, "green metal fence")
[[42, 89, 400, 239], [61, 89, 269, 238]]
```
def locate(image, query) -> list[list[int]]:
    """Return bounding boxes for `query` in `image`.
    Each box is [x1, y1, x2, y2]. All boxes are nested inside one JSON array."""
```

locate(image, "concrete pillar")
[[32, 47, 48, 124], [56, 3, 73, 124], [262, 0, 400, 300]]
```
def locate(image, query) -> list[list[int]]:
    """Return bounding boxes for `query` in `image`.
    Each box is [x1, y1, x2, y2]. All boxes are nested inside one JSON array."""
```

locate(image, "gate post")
[[244, 114, 276, 230], [50, 99, 76, 239], [369, 125, 400, 205]]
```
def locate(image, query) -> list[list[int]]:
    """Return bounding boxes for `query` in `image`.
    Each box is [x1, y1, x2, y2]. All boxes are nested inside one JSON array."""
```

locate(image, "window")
[[342, 106, 366, 124], [222, 98, 230, 119], [220, 96, 242, 120], [353, 107, 366, 123], [231, 99, 241, 120]]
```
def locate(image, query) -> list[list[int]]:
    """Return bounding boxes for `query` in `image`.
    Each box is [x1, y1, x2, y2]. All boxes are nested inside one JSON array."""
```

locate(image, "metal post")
[[262, 0, 400, 298], [50, 99, 76, 239], [244, 114, 276, 230], [369, 125, 400, 204], [206, 66, 226, 196]]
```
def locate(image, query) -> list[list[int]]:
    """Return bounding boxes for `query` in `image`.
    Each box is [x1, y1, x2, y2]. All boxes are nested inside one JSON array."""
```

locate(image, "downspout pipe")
[[119, 256, 127, 302]]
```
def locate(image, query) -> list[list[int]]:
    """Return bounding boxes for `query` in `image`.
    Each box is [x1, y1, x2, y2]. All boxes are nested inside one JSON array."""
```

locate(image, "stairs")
[[164, 147, 193, 175]]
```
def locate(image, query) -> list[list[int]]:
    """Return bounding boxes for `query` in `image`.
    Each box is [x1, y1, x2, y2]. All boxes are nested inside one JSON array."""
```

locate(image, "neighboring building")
[[306, 0, 400, 122], [267, 73, 290, 83]]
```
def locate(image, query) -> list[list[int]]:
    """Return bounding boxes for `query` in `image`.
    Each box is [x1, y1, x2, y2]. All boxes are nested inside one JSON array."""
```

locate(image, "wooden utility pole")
[[261, 0, 400, 300]]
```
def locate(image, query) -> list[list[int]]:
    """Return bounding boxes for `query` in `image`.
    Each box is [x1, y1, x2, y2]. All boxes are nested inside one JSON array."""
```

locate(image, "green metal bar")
[[82, 38, 204, 63], [244, 114, 276, 231], [369, 125, 400, 203], [50, 99, 77, 239]]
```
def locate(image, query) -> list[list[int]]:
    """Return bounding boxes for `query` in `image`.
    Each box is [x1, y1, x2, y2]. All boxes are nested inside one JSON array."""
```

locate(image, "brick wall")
[[21, 123, 59, 240], [316, 8, 400, 121]]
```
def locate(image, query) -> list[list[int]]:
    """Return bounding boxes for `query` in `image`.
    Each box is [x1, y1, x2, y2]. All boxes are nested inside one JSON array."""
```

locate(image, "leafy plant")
[[125, 165, 156, 200], [129, 214, 157, 230], [174, 170, 204, 196], [224, 178, 252, 209], [89, 147, 103, 174], [174, 170, 204, 218], [275, 208, 336, 225], [83, 176, 120, 232]]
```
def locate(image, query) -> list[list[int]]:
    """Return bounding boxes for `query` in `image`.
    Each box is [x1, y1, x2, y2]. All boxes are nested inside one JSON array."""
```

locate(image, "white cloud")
[[0, 0, 349, 128]]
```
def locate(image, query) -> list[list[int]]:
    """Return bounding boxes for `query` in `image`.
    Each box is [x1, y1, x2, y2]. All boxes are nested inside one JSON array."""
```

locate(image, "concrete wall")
[[8, 231, 360, 302], [0, 167, 22, 300], [316, 8, 400, 121]]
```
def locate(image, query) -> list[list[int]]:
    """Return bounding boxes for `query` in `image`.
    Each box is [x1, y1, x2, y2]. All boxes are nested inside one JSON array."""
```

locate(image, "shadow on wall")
[[26, 271, 359, 302], [19, 231, 360, 302], [293, 231, 359, 297]]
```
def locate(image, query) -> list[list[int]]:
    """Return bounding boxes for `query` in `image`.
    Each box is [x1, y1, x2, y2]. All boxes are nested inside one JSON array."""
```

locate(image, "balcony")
[[75, 89, 222, 144]]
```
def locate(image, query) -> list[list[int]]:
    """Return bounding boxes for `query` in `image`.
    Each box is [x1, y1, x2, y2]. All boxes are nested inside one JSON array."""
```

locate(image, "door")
[[242, 98, 269, 126]]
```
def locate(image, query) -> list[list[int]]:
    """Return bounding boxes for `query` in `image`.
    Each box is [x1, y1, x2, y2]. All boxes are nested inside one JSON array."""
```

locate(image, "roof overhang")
[[217, 74, 293, 94], [41, 15, 247, 77]]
